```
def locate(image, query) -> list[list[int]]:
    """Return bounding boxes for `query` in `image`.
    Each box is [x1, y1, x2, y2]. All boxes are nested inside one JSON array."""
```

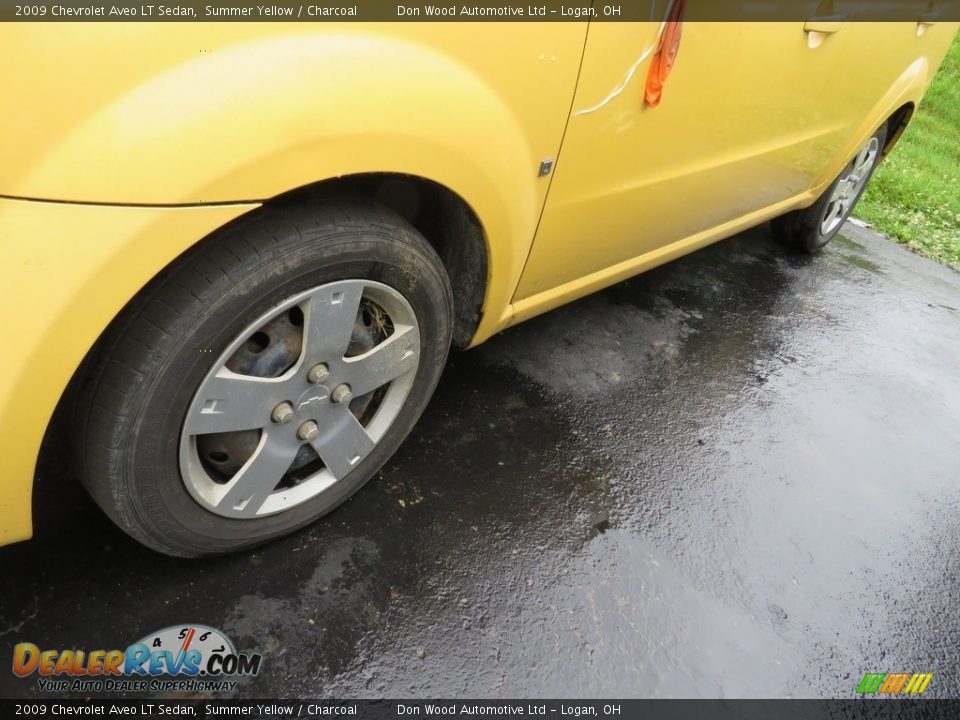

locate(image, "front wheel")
[[773, 124, 887, 253], [75, 200, 453, 557]]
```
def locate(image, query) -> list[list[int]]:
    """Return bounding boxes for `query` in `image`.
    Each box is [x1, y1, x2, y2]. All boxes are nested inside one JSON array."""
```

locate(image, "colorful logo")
[[13, 625, 261, 693], [856, 672, 933, 695]]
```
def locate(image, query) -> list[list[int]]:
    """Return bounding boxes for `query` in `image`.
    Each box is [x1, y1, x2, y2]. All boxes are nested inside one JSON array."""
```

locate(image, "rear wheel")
[[75, 200, 453, 557], [773, 124, 887, 253]]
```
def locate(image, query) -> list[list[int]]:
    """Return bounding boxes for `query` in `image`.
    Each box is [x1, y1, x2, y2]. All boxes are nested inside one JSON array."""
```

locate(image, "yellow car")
[[1, 19, 956, 556]]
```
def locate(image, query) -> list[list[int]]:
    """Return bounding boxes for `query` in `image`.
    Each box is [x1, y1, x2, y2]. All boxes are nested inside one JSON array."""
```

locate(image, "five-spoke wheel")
[[75, 200, 453, 556], [180, 280, 420, 518]]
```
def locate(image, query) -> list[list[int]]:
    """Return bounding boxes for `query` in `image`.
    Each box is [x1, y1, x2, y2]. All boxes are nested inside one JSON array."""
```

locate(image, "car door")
[[512, 19, 856, 308]]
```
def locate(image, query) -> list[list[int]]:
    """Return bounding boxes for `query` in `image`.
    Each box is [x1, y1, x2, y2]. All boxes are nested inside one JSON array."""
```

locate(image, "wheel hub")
[[181, 280, 421, 519]]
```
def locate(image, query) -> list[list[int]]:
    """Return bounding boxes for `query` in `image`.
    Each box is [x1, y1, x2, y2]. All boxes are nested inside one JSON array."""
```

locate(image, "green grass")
[[855, 35, 960, 271]]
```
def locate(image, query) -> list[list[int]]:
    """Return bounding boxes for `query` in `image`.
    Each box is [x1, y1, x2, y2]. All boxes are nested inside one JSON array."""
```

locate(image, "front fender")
[[2, 23, 586, 341]]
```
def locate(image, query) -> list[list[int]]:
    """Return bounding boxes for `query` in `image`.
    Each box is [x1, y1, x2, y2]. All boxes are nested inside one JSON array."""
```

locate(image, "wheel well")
[[881, 102, 914, 159], [269, 174, 488, 349], [38, 173, 488, 521]]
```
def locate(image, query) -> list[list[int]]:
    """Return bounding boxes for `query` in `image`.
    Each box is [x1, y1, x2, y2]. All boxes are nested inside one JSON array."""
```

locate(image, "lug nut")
[[307, 363, 330, 384], [297, 420, 320, 442], [271, 402, 295, 424], [331, 384, 353, 405]]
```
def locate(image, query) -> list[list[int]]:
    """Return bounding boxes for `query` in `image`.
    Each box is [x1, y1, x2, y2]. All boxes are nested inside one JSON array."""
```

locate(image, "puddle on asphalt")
[[833, 234, 867, 251], [839, 253, 883, 273]]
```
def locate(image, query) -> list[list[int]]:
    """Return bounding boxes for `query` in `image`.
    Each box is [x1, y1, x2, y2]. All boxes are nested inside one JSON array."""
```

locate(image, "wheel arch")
[[8, 26, 546, 344], [880, 102, 915, 159], [812, 58, 930, 195], [5, 170, 494, 547], [269, 175, 489, 350]]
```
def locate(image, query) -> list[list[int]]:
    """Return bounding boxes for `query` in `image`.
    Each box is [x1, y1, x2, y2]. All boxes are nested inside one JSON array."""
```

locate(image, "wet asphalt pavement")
[[2, 221, 959, 699]]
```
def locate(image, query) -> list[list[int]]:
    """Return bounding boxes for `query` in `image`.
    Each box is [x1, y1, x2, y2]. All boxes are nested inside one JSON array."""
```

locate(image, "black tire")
[[772, 123, 888, 253], [74, 199, 453, 557]]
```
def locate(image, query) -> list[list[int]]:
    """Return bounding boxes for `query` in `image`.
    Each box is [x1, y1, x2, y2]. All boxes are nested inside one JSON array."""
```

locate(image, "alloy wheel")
[[178, 280, 420, 519]]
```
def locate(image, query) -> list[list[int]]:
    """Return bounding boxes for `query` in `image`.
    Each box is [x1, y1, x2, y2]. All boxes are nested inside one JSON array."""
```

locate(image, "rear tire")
[[75, 199, 453, 557], [773, 124, 887, 253]]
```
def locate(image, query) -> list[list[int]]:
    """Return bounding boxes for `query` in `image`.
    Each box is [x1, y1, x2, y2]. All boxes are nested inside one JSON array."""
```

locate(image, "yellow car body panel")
[[1, 22, 588, 345], [0, 199, 256, 545], [512, 21, 957, 311], [0, 20, 956, 545]]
